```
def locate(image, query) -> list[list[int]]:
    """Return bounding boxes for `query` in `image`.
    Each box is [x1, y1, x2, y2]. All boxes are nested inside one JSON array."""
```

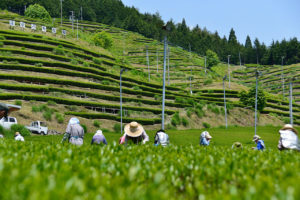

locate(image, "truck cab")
[[0, 116, 18, 129], [26, 121, 48, 135]]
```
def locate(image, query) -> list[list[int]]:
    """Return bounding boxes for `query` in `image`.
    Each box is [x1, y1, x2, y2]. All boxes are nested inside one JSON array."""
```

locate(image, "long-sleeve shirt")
[[91, 134, 107, 145], [255, 140, 265, 150], [61, 124, 84, 143], [125, 131, 149, 144], [278, 129, 300, 151], [200, 137, 210, 146], [154, 132, 169, 146]]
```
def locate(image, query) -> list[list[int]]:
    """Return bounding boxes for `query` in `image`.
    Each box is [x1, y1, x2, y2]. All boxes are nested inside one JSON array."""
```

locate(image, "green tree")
[[206, 49, 220, 68], [24, 4, 51, 22], [240, 86, 266, 111], [92, 31, 113, 49]]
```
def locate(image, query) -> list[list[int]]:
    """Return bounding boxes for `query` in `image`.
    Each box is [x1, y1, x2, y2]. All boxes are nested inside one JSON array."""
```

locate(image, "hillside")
[[0, 11, 299, 133]]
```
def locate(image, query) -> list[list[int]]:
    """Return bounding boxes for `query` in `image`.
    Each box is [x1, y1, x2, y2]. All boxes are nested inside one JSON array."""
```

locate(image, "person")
[[61, 117, 84, 146], [119, 133, 126, 144], [0, 134, 4, 139], [0, 102, 9, 119], [14, 132, 24, 141], [200, 131, 212, 146], [252, 135, 265, 150], [278, 124, 300, 151], [91, 130, 107, 145], [124, 121, 149, 145], [154, 130, 169, 146], [232, 142, 243, 149]]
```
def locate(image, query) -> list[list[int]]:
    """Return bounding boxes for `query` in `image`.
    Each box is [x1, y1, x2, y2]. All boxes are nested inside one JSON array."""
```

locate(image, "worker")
[[252, 135, 265, 150], [124, 121, 149, 145], [91, 130, 107, 145], [61, 117, 84, 145], [200, 131, 212, 146], [154, 129, 169, 146], [14, 132, 24, 141], [278, 124, 300, 151]]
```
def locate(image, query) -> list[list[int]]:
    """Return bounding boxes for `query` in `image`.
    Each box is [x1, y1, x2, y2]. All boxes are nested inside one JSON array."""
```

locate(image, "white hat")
[[201, 131, 212, 139], [283, 124, 293, 129], [69, 117, 79, 125], [124, 122, 144, 137], [95, 130, 103, 135], [253, 135, 261, 141]]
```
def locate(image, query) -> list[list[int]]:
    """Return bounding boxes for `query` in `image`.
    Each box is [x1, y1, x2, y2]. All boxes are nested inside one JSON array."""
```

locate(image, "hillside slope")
[[0, 11, 298, 133]]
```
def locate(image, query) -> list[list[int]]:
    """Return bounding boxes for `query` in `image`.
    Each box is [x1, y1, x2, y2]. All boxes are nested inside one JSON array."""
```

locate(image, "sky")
[[122, 0, 300, 46]]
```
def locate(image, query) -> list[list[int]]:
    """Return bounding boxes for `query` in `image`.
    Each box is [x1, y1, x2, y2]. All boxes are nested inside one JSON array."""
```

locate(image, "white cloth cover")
[[279, 130, 300, 150]]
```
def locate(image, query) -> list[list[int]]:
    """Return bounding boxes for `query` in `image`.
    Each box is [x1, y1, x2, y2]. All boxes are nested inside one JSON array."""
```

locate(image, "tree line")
[[1, 0, 299, 65]]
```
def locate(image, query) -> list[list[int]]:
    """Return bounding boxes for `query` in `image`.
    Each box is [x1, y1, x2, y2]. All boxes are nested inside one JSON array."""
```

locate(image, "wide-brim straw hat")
[[280, 124, 298, 135], [206, 133, 212, 139], [124, 121, 144, 137], [15, 132, 20, 136], [253, 135, 261, 141]]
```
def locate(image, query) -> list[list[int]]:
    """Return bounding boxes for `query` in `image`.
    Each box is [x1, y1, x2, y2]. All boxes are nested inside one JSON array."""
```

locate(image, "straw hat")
[[253, 135, 261, 141], [206, 132, 212, 139], [15, 132, 20, 136], [124, 122, 144, 137], [95, 130, 103, 135], [201, 131, 212, 139], [281, 124, 298, 135]]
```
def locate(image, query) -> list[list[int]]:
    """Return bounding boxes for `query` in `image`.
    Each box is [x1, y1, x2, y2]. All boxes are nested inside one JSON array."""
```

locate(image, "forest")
[[1, 0, 299, 65]]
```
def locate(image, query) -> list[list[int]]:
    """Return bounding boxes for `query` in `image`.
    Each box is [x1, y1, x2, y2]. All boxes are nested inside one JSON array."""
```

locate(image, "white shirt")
[[15, 135, 25, 142], [279, 130, 300, 150]]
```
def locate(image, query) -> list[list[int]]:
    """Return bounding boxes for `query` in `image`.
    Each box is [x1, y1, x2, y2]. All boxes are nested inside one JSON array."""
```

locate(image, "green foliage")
[[93, 120, 100, 128], [81, 124, 87, 133], [240, 86, 266, 111], [24, 4, 51, 22], [92, 57, 103, 65], [181, 117, 189, 127], [55, 113, 64, 124], [14, 100, 22, 106], [43, 110, 52, 121], [204, 79, 213, 85], [71, 59, 78, 65], [206, 49, 220, 68], [203, 122, 211, 128], [53, 46, 65, 55], [92, 31, 113, 49], [113, 123, 121, 133], [34, 63, 43, 67], [171, 112, 181, 127], [0, 41, 3, 48], [47, 100, 56, 106], [10, 124, 31, 137]]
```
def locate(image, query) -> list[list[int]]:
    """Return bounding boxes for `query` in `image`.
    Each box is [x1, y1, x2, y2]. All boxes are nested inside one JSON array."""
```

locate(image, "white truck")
[[26, 121, 48, 135], [0, 116, 18, 129]]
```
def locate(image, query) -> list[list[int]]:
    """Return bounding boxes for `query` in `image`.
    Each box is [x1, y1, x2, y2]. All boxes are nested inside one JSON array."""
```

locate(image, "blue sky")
[[122, 0, 300, 46]]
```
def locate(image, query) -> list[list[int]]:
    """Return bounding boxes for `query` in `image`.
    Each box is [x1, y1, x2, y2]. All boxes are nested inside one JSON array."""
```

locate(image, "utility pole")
[[281, 56, 285, 99], [223, 75, 227, 128], [161, 24, 170, 130], [60, 0, 63, 26], [289, 78, 296, 125], [239, 51, 241, 67], [254, 70, 262, 136], [76, 19, 78, 39], [228, 55, 231, 89], [146, 46, 150, 82], [80, 6, 83, 21], [204, 56, 207, 75], [156, 48, 159, 73], [70, 11, 74, 31], [120, 68, 126, 135], [167, 47, 170, 85]]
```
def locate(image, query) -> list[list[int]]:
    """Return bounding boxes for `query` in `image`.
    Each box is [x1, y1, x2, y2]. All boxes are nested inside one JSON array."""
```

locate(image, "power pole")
[[254, 70, 262, 136], [228, 55, 231, 89], [161, 35, 167, 130], [70, 11, 74, 30], [60, 0, 63, 26], [156, 48, 159, 73], [204, 56, 207, 75], [80, 6, 83, 21], [120, 69, 126, 135], [223, 75, 227, 128], [167, 47, 170, 85], [281, 56, 285, 99], [146, 46, 150, 82]]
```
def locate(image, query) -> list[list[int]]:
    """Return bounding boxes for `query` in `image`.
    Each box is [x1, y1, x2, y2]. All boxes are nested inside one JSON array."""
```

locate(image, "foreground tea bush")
[[0, 141, 299, 200]]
